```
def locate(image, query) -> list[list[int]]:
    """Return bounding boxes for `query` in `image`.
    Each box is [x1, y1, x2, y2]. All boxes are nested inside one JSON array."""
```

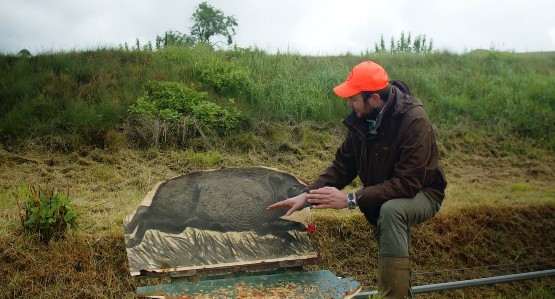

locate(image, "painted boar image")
[[124, 167, 308, 249]]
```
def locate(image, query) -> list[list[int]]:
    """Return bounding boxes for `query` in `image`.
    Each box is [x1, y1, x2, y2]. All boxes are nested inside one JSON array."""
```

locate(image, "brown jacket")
[[307, 85, 447, 224]]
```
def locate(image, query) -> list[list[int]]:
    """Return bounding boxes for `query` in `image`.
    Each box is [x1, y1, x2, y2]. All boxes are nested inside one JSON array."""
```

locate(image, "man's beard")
[[357, 106, 380, 120]]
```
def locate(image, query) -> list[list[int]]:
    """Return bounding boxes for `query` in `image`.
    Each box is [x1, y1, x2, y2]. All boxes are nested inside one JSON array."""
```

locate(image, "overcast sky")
[[1, 0, 554, 55]]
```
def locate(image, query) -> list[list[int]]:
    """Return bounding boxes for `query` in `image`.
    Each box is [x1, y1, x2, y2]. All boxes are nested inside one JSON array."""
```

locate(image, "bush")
[[190, 100, 239, 134], [16, 187, 79, 242], [197, 60, 254, 98], [127, 81, 241, 147]]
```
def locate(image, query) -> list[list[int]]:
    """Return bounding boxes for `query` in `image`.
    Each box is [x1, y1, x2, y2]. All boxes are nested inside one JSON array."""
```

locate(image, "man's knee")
[[379, 199, 406, 224]]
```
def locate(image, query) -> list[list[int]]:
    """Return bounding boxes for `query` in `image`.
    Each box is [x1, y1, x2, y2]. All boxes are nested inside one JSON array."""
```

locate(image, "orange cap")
[[333, 61, 389, 98]]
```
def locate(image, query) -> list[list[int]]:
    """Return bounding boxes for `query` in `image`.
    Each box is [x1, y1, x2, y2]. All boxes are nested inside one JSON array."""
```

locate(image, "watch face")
[[347, 193, 356, 209]]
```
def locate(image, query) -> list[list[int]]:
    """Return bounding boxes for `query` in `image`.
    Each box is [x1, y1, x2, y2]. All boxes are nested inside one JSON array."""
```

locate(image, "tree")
[[190, 2, 238, 46], [18, 49, 31, 57]]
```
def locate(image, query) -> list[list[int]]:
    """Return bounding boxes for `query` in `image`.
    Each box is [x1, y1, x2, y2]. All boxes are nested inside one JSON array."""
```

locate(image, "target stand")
[[124, 168, 361, 298]]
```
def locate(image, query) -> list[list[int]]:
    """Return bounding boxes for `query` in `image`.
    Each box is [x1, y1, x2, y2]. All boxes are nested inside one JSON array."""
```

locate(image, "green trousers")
[[373, 191, 441, 257]]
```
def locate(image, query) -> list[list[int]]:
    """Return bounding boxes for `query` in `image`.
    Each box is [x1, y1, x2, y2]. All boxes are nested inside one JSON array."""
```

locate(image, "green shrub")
[[129, 96, 181, 122], [128, 81, 241, 147], [197, 60, 254, 98], [190, 100, 239, 134], [128, 81, 204, 120], [16, 187, 79, 242]]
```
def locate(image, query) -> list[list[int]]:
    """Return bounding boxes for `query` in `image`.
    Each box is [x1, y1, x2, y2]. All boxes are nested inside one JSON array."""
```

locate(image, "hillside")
[[0, 47, 554, 298]]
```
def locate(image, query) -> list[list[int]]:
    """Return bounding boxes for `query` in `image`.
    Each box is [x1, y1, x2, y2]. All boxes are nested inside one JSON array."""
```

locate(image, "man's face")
[[347, 93, 376, 118]]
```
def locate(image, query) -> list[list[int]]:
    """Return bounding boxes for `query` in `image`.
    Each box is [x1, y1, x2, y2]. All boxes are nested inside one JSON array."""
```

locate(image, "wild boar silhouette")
[[124, 167, 307, 248]]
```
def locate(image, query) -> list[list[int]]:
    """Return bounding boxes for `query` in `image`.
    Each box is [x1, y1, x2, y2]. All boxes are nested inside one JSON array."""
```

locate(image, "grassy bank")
[[1, 47, 554, 151]]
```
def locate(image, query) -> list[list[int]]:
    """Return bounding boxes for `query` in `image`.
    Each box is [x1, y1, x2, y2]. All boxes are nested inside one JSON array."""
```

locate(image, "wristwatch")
[[347, 192, 357, 210]]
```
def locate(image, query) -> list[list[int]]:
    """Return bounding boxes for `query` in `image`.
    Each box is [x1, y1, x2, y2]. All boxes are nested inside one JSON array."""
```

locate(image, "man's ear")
[[371, 93, 382, 105]]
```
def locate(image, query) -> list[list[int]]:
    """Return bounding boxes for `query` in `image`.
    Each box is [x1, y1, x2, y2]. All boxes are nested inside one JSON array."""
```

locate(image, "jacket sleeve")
[[357, 114, 433, 209], [307, 131, 358, 191]]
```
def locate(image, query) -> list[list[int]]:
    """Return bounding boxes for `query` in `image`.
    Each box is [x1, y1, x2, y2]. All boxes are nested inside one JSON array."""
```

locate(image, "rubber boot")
[[377, 256, 411, 299]]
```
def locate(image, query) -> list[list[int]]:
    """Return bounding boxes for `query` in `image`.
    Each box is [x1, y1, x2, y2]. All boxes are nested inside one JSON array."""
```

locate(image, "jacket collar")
[[342, 85, 423, 139]]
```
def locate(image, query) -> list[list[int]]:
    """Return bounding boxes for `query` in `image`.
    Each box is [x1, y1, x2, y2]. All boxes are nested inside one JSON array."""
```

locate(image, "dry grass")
[[308, 205, 555, 298], [0, 231, 165, 298], [440, 152, 555, 211], [0, 126, 554, 298]]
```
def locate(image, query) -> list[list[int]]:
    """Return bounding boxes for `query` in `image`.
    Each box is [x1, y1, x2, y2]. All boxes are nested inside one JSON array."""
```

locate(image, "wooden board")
[[124, 167, 319, 277], [136, 269, 362, 299]]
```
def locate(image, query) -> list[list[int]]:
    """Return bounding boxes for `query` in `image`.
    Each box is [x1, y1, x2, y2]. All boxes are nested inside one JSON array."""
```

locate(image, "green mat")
[[137, 269, 361, 298]]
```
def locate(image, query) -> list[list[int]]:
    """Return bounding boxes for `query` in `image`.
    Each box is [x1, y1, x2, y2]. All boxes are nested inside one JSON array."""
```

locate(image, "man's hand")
[[267, 186, 348, 216], [266, 192, 309, 216], [306, 186, 348, 210]]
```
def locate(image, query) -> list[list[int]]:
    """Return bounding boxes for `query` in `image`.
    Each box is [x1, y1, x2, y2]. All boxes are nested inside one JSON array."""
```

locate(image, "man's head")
[[333, 61, 390, 118]]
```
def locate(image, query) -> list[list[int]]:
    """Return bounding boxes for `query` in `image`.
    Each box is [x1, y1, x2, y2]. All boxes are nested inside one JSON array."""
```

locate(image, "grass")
[[0, 124, 554, 298], [1, 47, 553, 150]]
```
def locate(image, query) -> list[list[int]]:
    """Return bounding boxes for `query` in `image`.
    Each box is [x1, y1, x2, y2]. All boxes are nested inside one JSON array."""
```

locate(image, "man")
[[267, 61, 447, 298]]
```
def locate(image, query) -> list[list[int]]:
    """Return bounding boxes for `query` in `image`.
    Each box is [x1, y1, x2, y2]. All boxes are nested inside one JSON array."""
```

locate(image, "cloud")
[[0, 0, 553, 55], [203, 0, 310, 52]]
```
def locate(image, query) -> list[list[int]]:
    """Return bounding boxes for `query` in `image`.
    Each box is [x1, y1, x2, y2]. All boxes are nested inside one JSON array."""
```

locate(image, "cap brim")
[[333, 82, 360, 98]]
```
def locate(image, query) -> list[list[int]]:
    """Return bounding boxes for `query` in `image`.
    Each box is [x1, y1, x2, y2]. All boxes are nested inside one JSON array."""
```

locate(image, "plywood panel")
[[124, 167, 318, 276]]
